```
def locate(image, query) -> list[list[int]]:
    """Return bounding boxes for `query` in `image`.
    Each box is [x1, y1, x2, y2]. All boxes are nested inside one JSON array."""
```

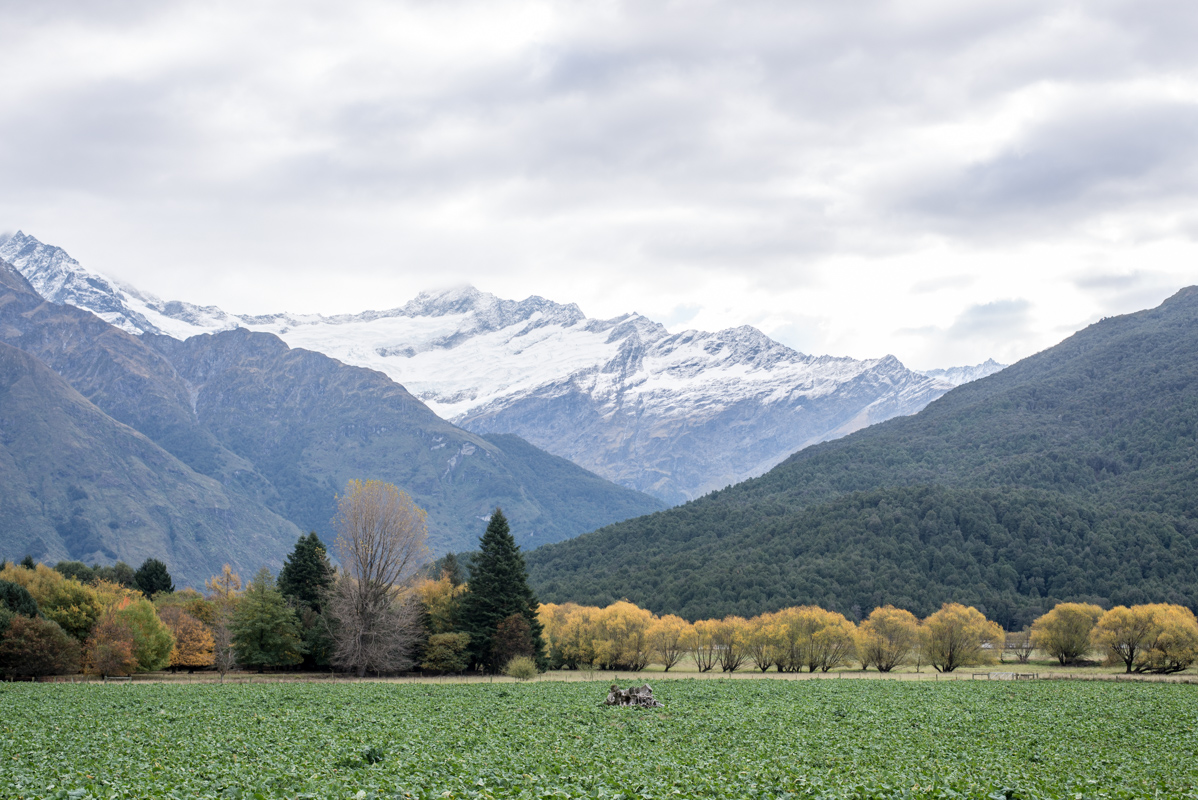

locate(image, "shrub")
[[503, 655, 539, 681], [422, 632, 471, 673]]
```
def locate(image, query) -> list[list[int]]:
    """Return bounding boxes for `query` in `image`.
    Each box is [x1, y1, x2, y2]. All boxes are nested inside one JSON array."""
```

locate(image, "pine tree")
[[459, 509, 545, 672], [230, 568, 304, 672], [441, 553, 464, 587], [278, 532, 333, 612], [133, 558, 174, 598]]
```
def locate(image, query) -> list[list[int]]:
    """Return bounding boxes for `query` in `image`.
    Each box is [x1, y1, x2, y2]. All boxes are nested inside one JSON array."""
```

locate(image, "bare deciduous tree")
[[212, 611, 237, 683], [328, 480, 428, 676]]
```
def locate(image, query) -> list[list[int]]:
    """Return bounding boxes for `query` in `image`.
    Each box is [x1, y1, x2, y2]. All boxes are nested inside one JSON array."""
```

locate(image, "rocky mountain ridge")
[[0, 231, 1005, 503], [0, 254, 662, 583]]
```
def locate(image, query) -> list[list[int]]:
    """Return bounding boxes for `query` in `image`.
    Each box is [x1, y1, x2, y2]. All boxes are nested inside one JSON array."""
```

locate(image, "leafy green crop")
[[1, 680, 1195, 799]]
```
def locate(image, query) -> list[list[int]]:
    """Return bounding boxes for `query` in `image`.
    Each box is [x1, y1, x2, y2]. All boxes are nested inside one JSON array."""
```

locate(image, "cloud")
[[907, 100, 1198, 233], [3, 0, 1198, 367], [946, 299, 1033, 340]]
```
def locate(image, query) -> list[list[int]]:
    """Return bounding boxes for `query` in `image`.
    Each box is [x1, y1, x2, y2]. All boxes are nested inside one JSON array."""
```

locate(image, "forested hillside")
[[0, 259, 662, 583], [527, 287, 1198, 628]]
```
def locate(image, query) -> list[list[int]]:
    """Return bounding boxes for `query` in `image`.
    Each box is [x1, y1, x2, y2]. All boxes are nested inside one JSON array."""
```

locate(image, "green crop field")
[[2, 680, 1196, 800]]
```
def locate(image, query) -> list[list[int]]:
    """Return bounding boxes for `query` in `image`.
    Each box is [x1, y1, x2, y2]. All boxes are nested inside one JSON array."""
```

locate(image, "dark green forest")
[[527, 287, 1198, 628]]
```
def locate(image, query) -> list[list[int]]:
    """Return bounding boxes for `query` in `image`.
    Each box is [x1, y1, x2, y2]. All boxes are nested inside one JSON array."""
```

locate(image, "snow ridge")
[[2, 232, 989, 503], [918, 359, 1007, 386]]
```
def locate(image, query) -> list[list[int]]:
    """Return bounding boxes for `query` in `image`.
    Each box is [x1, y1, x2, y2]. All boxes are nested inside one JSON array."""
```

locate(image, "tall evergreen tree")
[[441, 553, 464, 587], [278, 532, 333, 612], [133, 558, 174, 598], [459, 509, 545, 672], [230, 568, 304, 672]]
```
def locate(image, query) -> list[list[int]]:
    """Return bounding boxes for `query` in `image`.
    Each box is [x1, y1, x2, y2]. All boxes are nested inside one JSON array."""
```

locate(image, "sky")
[[4, 0, 1198, 370]]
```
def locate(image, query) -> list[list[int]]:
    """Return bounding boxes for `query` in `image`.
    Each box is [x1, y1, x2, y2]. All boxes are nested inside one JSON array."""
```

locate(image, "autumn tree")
[[328, 480, 427, 676], [1097, 604, 1198, 674], [649, 614, 690, 672], [459, 509, 544, 672], [1140, 605, 1198, 674], [538, 603, 596, 669], [205, 564, 243, 602], [712, 616, 750, 673], [1094, 605, 1157, 673], [84, 615, 139, 677], [0, 615, 81, 678], [687, 619, 720, 672], [155, 589, 217, 627], [772, 606, 824, 672], [0, 563, 101, 640], [159, 606, 215, 671], [416, 571, 467, 635], [590, 601, 654, 671], [133, 559, 174, 598], [231, 568, 304, 672], [923, 603, 1004, 673], [856, 606, 919, 672], [809, 611, 857, 672], [1030, 603, 1104, 665]]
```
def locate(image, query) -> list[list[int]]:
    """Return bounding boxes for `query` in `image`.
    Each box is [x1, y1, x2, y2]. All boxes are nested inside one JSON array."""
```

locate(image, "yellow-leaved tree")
[[0, 563, 101, 641], [416, 571, 467, 635], [711, 616, 750, 673], [745, 612, 783, 673], [687, 619, 720, 672], [856, 605, 919, 672], [1030, 602, 1104, 665], [809, 610, 857, 672], [648, 614, 690, 672], [1096, 604, 1198, 674], [922, 603, 1004, 673], [590, 601, 655, 671]]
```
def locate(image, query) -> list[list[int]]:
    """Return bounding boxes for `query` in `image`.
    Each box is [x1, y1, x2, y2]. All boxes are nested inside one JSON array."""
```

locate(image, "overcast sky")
[[4, 0, 1198, 369]]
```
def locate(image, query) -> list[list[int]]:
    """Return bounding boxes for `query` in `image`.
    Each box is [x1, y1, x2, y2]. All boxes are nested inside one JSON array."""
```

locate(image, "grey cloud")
[[1073, 271, 1149, 291], [946, 299, 1033, 340], [3, 0, 1198, 361], [906, 100, 1198, 231]]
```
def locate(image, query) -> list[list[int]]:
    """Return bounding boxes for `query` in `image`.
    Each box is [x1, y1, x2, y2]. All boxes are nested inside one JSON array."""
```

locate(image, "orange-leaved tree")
[[84, 614, 139, 677], [159, 605, 215, 670]]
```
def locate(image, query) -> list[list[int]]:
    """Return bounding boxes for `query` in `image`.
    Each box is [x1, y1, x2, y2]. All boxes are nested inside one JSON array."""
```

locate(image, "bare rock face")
[[604, 684, 663, 708]]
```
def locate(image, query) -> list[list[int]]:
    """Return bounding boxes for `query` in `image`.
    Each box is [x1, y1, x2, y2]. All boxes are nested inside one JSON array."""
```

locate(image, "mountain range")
[[0, 231, 1004, 504], [0, 256, 661, 586], [526, 287, 1198, 628]]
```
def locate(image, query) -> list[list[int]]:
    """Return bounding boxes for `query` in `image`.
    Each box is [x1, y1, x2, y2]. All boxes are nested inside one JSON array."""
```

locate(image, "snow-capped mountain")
[[918, 359, 1006, 386], [1, 231, 975, 504]]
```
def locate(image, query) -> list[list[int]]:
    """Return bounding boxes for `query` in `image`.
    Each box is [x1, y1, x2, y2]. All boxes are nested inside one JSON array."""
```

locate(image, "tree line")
[[524, 598, 1198, 675], [0, 480, 547, 680]]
